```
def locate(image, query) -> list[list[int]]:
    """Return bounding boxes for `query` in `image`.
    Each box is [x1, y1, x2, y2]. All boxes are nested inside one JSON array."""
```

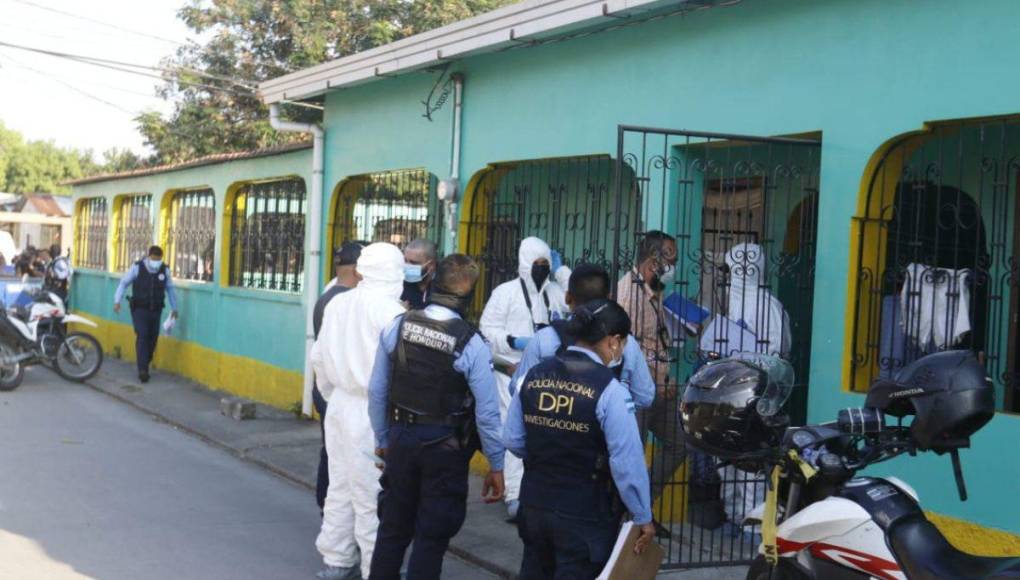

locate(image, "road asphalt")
[[0, 366, 495, 580]]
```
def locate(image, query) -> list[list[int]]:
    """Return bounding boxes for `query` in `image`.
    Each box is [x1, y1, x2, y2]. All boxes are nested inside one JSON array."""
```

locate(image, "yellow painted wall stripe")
[[72, 314, 303, 410]]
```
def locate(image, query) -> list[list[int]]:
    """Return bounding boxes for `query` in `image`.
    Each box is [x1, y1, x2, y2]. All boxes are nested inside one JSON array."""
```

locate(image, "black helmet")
[[865, 350, 994, 451], [680, 353, 795, 469]]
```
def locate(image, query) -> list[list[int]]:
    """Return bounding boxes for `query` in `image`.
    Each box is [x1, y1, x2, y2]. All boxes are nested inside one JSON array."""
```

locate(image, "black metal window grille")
[[331, 168, 441, 252], [73, 197, 108, 270], [114, 194, 154, 271], [462, 155, 633, 318], [850, 118, 1020, 413], [616, 127, 821, 568], [166, 188, 216, 282], [228, 178, 306, 292]]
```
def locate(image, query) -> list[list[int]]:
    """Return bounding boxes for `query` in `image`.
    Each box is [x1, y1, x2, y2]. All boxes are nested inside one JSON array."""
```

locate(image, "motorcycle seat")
[[889, 514, 1020, 579]]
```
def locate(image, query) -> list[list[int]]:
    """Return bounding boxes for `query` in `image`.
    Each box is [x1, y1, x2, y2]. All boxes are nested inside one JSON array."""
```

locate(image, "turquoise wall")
[[72, 148, 312, 373], [69, 0, 1020, 535], [314, 0, 1020, 533]]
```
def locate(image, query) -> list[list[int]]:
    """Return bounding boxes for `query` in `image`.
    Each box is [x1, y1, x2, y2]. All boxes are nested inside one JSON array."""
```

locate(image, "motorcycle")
[[739, 354, 1020, 579], [0, 287, 103, 391]]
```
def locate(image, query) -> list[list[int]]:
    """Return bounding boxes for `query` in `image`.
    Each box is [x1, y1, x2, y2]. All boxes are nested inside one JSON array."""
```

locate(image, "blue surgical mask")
[[147, 259, 163, 271], [404, 264, 424, 283]]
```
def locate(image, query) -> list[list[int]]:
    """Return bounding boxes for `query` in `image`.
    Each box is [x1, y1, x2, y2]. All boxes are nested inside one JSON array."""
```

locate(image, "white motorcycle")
[[0, 288, 103, 390], [738, 351, 1020, 580]]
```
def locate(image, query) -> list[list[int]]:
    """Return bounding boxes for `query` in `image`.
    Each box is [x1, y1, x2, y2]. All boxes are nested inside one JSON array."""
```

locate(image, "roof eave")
[[259, 0, 685, 104]]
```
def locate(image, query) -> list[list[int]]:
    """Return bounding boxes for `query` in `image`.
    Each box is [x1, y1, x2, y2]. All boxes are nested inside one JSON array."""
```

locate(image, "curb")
[[82, 372, 519, 579], [82, 376, 315, 493]]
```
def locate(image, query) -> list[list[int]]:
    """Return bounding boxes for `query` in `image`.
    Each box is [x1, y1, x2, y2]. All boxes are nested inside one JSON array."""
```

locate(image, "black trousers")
[[312, 385, 329, 511], [518, 505, 619, 580], [130, 308, 161, 373], [369, 425, 471, 580]]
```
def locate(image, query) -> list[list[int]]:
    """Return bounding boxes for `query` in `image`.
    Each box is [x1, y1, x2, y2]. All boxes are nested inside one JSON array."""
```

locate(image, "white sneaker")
[[315, 565, 359, 580]]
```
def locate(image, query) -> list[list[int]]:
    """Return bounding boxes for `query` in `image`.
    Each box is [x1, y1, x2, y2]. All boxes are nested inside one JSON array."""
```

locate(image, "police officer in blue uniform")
[[113, 245, 178, 383], [368, 253, 506, 580], [504, 299, 656, 578], [510, 263, 655, 409]]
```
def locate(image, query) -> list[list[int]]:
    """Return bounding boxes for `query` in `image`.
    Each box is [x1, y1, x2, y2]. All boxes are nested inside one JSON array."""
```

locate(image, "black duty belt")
[[391, 406, 470, 427]]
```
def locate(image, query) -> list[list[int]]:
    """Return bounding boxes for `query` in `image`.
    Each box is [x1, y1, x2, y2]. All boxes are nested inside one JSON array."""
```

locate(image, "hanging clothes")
[[899, 263, 972, 351]]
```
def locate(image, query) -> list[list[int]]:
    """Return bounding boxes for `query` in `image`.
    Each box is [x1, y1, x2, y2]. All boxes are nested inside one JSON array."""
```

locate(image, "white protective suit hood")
[[724, 243, 791, 357], [310, 242, 406, 400], [517, 236, 553, 293]]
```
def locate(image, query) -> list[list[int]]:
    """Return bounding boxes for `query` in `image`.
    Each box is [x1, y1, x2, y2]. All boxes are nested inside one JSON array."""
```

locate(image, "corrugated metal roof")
[[66, 141, 313, 186]]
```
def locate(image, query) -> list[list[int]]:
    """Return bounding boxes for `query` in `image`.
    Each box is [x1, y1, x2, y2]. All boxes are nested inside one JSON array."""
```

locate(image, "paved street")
[[0, 368, 494, 580]]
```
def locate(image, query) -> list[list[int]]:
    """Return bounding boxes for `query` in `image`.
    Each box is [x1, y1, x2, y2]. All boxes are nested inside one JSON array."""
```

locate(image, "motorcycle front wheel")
[[53, 332, 103, 382], [747, 555, 810, 580], [0, 343, 24, 391]]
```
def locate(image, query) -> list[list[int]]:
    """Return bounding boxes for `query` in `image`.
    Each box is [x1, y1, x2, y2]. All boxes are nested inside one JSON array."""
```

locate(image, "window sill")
[[218, 285, 302, 304]]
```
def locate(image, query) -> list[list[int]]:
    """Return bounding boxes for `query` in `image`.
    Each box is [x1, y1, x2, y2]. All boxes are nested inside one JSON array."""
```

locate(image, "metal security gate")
[[462, 155, 632, 318], [615, 126, 821, 568], [330, 168, 442, 254], [849, 117, 1020, 412]]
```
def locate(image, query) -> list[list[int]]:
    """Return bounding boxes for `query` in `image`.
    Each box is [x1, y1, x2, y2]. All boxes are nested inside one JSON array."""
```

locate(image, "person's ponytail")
[[568, 299, 631, 344]]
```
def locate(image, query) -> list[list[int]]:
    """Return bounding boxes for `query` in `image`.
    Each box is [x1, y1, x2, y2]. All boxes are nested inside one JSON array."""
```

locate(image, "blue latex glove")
[[550, 250, 563, 272], [512, 336, 531, 351]]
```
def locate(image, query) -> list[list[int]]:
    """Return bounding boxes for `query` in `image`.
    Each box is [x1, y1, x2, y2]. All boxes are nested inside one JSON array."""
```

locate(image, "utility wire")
[[0, 51, 164, 100], [0, 39, 257, 90], [5, 0, 186, 46]]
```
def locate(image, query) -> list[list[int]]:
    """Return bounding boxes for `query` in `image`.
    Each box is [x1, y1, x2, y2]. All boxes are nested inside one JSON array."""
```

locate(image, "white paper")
[[162, 314, 176, 335], [596, 521, 634, 580]]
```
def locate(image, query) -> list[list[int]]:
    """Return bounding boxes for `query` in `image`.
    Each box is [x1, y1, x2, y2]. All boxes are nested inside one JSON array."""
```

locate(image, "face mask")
[[531, 263, 551, 289], [608, 339, 624, 368], [429, 289, 474, 316], [658, 264, 676, 284], [404, 264, 424, 283], [147, 259, 162, 271]]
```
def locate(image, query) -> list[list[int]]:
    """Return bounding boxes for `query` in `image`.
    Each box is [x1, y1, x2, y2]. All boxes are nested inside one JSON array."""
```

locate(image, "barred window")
[[331, 168, 440, 252], [849, 117, 1020, 412], [73, 197, 108, 270], [166, 188, 216, 282], [114, 194, 154, 271], [228, 178, 305, 292]]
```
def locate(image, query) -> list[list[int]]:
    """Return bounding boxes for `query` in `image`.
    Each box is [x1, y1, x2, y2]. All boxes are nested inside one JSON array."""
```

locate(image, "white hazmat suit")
[[479, 236, 569, 506], [311, 243, 406, 579]]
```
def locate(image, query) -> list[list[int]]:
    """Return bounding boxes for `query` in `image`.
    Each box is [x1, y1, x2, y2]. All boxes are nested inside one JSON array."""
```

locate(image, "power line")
[[0, 51, 163, 100], [0, 53, 139, 115], [5, 0, 186, 47], [0, 39, 256, 90]]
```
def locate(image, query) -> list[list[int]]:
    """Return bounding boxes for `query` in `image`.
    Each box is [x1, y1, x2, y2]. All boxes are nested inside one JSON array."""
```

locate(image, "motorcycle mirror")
[[950, 449, 968, 502]]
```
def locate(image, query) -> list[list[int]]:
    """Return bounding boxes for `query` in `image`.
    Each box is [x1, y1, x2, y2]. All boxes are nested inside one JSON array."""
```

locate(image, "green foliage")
[[0, 121, 144, 194], [140, 0, 513, 164]]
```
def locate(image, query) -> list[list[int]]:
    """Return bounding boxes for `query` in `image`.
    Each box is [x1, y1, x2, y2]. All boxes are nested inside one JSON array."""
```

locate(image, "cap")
[[334, 242, 364, 266]]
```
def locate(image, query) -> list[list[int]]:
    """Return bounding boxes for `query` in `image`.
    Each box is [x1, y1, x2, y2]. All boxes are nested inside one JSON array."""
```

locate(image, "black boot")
[[139, 369, 150, 383]]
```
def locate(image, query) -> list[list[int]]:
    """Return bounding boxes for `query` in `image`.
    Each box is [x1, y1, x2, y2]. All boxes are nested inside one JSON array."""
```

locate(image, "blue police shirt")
[[509, 325, 655, 408], [114, 263, 179, 310], [368, 304, 506, 471], [503, 345, 653, 524]]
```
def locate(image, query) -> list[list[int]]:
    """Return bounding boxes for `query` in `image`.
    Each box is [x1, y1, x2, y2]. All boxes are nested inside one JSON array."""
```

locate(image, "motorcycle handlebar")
[[837, 407, 885, 435]]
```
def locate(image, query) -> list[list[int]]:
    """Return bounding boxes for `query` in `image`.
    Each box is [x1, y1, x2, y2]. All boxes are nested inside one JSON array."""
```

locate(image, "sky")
[[0, 0, 195, 157]]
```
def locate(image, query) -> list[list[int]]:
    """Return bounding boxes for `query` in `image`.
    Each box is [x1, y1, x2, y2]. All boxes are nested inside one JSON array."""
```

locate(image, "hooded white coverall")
[[705, 242, 791, 527], [311, 243, 406, 578], [479, 236, 570, 504]]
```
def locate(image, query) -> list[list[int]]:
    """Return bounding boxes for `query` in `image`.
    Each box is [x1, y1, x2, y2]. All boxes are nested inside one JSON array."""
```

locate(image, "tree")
[[0, 121, 143, 194], [139, 0, 512, 164]]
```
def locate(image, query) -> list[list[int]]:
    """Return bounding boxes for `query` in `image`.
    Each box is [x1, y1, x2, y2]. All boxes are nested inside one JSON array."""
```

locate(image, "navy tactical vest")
[[130, 259, 168, 311], [389, 310, 476, 424], [519, 349, 617, 518]]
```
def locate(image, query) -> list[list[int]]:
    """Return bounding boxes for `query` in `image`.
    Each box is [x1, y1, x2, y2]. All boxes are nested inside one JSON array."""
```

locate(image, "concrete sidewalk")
[[83, 357, 746, 579]]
